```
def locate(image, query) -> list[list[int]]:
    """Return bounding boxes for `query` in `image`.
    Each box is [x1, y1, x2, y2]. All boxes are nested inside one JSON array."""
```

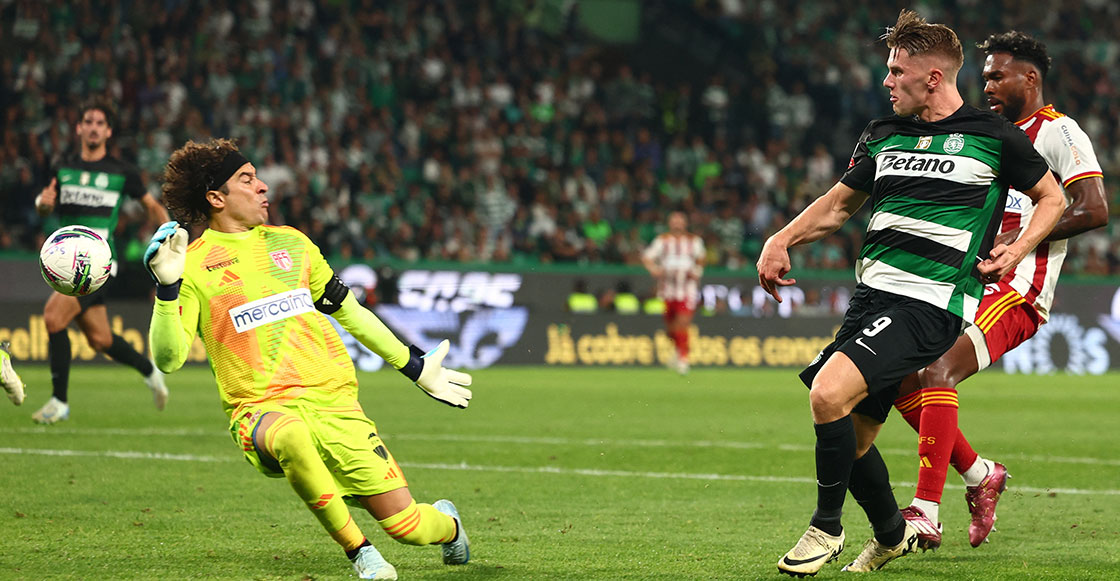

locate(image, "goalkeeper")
[[146, 138, 472, 581]]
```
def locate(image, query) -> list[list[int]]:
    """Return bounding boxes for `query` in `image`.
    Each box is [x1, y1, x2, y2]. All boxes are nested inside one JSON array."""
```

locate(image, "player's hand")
[[35, 178, 57, 215], [978, 242, 1027, 283], [414, 340, 473, 408], [757, 237, 795, 302], [144, 221, 188, 286]]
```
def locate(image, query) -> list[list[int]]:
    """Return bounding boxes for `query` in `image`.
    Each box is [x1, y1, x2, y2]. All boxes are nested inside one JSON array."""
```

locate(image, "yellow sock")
[[265, 415, 366, 551], [377, 499, 456, 546]]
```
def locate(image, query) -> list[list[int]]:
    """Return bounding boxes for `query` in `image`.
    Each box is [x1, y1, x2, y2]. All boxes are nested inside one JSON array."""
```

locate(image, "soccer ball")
[[39, 226, 113, 296]]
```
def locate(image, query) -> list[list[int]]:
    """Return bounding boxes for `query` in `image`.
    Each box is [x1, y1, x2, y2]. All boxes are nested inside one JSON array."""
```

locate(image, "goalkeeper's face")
[[216, 163, 270, 229]]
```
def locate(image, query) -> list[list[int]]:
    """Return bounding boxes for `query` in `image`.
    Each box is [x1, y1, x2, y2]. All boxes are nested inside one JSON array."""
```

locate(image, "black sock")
[[104, 334, 154, 376], [49, 330, 71, 402], [345, 538, 371, 561], [849, 445, 905, 546], [808, 415, 855, 536]]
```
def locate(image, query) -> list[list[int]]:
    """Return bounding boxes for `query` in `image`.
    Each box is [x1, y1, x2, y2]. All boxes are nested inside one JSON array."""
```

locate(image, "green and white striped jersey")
[[841, 105, 1050, 323], [51, 154, 146, 259]]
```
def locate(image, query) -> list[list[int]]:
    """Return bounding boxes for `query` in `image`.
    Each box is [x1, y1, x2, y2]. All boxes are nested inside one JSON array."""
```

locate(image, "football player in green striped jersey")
[[31, 98, 171, 424], [762, 10, 1065, 576]]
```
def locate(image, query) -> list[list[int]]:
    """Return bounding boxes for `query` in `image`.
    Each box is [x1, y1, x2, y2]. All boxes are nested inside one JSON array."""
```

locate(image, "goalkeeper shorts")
[[230, 400, 409, 502]]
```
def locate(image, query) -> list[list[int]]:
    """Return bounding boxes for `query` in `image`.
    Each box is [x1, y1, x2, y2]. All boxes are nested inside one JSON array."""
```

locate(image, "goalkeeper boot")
[[144, 365, 169, 411], [32, 396, 69, 424], [350, 544, 397, 580], [841, 523, 918, 572], [966, 461, 1009, 547], [777, 525, 844, 577], [900, 505, 942, 550], [0, 342, 25, 405], [433, 499, 470, 564]]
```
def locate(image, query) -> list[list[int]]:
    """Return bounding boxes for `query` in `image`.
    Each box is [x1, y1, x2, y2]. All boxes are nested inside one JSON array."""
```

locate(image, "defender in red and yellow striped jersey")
[[891, 32, 1108, 549], [146, 139, 473, 579]]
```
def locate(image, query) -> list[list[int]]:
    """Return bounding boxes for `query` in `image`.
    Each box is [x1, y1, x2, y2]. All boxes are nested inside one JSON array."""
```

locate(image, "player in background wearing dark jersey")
[[31, 98, 171, 424], [760, 11, 1065, 576], [892, 31, 1108, 550]]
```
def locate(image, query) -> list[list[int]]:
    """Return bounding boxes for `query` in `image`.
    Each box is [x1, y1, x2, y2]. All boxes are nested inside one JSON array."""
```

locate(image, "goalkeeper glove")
[[144, 221, 188, 299], [398, 340, 473, 408]]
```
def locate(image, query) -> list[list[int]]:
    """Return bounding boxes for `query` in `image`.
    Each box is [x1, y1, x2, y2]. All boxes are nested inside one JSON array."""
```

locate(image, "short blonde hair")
[[881, 9, 963, 74]]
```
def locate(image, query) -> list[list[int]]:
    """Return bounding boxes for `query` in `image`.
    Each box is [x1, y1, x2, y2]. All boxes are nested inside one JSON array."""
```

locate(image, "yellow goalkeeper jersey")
[[153, 225, 366, 419]]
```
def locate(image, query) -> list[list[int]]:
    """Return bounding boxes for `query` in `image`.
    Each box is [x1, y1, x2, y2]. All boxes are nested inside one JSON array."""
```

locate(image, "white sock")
[[960, 457, 995, 487], [910, 498, 940, 525]]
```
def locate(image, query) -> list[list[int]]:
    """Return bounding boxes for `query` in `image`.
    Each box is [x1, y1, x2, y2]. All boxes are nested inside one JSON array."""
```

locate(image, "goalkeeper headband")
[[206, 150, 250, 191]]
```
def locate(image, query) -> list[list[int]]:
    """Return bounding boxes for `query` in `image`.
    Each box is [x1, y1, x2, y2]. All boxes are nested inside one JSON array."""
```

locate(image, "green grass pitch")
[[2, 365, 1118, 580]]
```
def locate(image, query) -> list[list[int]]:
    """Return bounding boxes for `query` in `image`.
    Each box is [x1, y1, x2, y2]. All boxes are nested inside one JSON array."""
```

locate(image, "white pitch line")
[[0, 447, 234, 463], [3, 427, 1118, 467], [2, 446, 1119, 496]]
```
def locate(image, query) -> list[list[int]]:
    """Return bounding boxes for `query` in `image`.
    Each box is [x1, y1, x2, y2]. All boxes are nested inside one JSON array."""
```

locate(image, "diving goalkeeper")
[[146, 138, 472, 580]]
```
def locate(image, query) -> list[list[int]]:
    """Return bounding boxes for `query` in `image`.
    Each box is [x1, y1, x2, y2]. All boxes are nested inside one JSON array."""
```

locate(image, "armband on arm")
[[315, 274, 349, 315]]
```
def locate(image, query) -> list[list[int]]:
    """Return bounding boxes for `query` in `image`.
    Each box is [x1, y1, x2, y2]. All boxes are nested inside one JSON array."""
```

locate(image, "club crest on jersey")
[[943, 133, 965, 154], [916, 136, 932, 150], [270, 250, 293, 271]]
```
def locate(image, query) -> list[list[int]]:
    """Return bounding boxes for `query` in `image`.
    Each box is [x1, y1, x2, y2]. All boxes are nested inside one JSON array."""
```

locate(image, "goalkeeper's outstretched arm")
[[324, 279, 473, 408]]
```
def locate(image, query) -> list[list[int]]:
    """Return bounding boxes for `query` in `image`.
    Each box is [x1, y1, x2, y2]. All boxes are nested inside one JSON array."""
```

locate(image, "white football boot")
[[0, 342, 25, 405], [433, 499, 471, 565]]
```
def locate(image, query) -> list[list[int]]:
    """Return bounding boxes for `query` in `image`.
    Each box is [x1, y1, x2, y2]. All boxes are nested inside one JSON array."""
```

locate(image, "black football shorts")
[[799, 284, 963, 423]]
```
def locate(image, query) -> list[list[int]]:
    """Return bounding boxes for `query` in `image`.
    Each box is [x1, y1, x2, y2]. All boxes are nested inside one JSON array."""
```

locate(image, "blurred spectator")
[[2, 0, 1118, 275]]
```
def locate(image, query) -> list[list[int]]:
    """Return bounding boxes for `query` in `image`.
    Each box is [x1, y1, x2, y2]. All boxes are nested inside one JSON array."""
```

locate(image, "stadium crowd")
[[2, 0, 1119, 275]]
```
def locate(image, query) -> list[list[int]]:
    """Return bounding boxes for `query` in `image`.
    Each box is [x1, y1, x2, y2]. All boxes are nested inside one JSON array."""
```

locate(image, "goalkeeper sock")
[[265, 414, 366, 551], [103, 334, 154, 376], [378, 499, 456, 545], [48, 330, 71, 402]]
